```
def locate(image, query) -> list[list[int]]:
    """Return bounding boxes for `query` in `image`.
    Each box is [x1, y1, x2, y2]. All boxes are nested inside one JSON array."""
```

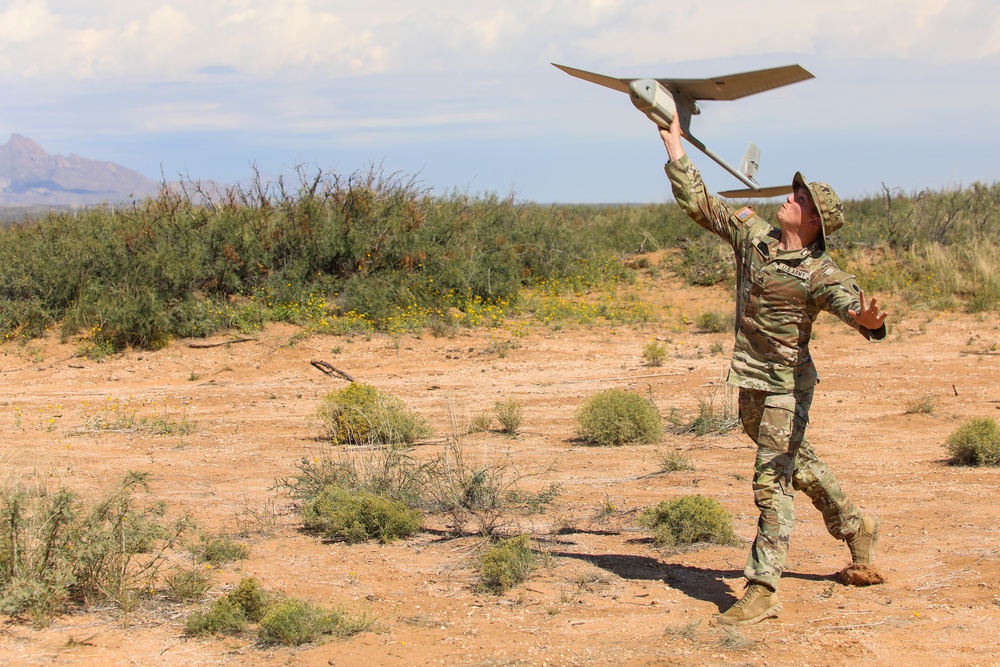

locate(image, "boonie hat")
[[792, 172, 844, 248]]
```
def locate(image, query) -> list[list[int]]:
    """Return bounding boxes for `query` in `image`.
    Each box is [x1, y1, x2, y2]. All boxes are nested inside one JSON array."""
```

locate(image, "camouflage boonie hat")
[[792, 172, 844, 247]]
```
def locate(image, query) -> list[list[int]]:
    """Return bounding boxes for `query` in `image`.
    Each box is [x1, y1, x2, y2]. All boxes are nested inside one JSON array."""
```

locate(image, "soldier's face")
[[777, 188, 820, 235]]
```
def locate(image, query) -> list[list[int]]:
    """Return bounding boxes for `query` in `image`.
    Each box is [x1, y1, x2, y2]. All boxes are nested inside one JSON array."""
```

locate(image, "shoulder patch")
[[824, 269, 861, 293], [734, 207, 754, 223]]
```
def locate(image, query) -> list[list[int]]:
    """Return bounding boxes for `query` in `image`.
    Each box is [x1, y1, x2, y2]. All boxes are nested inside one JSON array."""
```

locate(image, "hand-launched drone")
[[552, 63, 814, 198]]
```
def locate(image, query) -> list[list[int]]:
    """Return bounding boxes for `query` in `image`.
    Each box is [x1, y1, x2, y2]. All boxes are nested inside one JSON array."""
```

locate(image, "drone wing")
[[551, 63, 633, 93], [658, 64, 814, 101]]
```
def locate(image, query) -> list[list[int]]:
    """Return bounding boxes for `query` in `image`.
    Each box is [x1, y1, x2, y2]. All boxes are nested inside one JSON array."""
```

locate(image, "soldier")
[[658, 119, 886, 625]]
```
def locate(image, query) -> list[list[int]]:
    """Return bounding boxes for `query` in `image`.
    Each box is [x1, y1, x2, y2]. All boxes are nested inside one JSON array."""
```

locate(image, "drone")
[[552, 62, 814, 198]]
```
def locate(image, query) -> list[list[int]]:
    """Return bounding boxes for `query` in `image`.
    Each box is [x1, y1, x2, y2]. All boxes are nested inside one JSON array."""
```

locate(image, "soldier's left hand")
[[849, 289, 888, 330]]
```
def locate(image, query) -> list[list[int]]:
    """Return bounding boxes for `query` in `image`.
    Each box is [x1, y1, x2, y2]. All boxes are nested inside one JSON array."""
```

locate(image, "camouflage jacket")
[[665, 155, 886, 391]]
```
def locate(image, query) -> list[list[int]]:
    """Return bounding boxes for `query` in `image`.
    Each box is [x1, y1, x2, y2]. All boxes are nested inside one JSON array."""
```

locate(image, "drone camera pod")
[[628, 79, 676, 129]]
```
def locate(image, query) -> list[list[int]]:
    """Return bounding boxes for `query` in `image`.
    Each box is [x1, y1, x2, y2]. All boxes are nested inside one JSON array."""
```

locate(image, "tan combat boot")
[[716, 582, 782, 626], [847, 514, 881, 565]]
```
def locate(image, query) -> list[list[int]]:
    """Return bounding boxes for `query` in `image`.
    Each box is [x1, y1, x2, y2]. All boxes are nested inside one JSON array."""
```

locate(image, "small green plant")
[[659, 450, 695, 473], [196, 534, 251, 564], [695, 311, 733, 333], [904, 395, 936, 415], [493, 398, 523, 436], [946, 416, 1000, 465], [302, 485, 422, 543], [642, 340, 669, 367], [576, 389, 663, 446], [258, 598, 351, 646], [477, 535, 537, 594], [317, 383, 432, 445], [185, 597, 248, 636], [638, 494, 740, 548], [228, 577, 272, 623], [164, 565, 212, 602], [468, 410, 494, 434]]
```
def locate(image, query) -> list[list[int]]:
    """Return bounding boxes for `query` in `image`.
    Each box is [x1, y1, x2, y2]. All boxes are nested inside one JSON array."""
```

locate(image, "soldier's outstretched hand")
[[849, 290, 888, 331]]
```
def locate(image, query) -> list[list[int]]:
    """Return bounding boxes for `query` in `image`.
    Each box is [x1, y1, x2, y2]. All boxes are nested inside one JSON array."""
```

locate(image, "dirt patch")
[[2, 280, 1000, 666]]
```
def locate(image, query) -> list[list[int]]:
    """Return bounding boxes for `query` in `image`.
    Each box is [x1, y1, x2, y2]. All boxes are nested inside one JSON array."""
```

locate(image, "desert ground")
[[1, 267, 1000, 667]]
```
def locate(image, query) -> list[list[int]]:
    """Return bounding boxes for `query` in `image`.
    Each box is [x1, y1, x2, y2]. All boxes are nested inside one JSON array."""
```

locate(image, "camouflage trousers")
[[738, 387, 862, 590]]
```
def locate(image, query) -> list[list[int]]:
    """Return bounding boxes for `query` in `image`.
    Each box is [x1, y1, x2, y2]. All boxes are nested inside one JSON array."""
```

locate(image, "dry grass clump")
[[904, 395, 936, 415], [576, 389, 663, 446], [477, 535, 538, 594], [945, 416, 1000, 465], [317, 383, 431, 445], [638, 495, 740, 548]]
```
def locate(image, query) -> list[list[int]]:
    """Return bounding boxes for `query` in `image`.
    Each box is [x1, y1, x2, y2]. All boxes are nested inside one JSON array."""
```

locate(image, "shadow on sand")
[[553, 551, 838, 611]]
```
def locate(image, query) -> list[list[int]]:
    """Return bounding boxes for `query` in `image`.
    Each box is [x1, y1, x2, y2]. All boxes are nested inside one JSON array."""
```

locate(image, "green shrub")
[[493, 398, 523, 435], [642, 340, 669, 366], [164, 565, 212, 602], [196, 535, 250, 564], [258, 598, 338, 646], [185, 597, 247, 636], [696, 310, 733, 333], [576, 389, 663, 446], [639, 495, 740, 548], [477, 535, 537, 594], [302, 485, 422, 543], [0, 471, 191, 623], [946, 417, 1000, 465], [671, 235, 734, 287], [317, 383, 432, 445], [228, 577, 272, 623]]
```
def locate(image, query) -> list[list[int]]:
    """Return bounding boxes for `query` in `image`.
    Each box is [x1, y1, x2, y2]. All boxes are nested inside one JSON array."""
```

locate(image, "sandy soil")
[[1, 271, 1000, 667]]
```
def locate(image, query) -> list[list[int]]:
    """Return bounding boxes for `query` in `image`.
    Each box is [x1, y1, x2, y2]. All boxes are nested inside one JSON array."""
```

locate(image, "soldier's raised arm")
[[659, 125, 744, 250]]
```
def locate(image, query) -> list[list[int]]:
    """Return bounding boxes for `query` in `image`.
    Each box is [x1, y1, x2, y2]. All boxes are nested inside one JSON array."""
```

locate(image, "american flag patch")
[[735, 207, 753, 222]]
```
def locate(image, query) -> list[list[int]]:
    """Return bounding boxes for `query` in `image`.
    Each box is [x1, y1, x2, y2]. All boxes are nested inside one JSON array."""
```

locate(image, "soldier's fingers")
[[857, 289, 868, 312]]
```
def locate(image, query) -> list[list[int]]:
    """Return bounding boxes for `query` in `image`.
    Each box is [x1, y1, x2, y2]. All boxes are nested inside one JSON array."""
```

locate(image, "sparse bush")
[[468, 410, 494, 434], [905, 395, 936, 415], [946, 417, 1000, 465], [642, 340, 669, 366], [257, 598, 338, 646], [228, 577, 272, 623], [477, 535, 537, 594], [494, 398, 523, 435], [195, 535, 250, 564], [185, 597, 248, 636], [164, 565, 212, 602], [639, 495, 740, 548], [659, 450, 695, 473], [425, 441, 560, 536], [302, 485, 422, 543], [317, 383, 431, 445], [671, 235, 734, 287], [576, 389, 663, 446], [696, 310, 733, 333], [0, 471, 190, 623], [285, 445, 431, 511]]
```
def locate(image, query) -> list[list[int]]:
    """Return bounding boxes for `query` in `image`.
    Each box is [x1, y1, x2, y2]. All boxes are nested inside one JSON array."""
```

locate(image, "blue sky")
[[1, 0, 997, 203]]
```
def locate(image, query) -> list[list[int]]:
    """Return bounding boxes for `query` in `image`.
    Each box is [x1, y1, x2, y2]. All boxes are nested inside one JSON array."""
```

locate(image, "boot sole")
[[717, 601, 783, 626]]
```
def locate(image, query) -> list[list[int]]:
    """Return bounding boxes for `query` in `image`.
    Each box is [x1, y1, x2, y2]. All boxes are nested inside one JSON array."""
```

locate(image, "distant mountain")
[[0, 134, 160, 206]]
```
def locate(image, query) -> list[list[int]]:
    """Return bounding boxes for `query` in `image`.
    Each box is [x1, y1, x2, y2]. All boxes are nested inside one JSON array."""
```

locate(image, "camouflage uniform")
[[665, 155, 885, 590]]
